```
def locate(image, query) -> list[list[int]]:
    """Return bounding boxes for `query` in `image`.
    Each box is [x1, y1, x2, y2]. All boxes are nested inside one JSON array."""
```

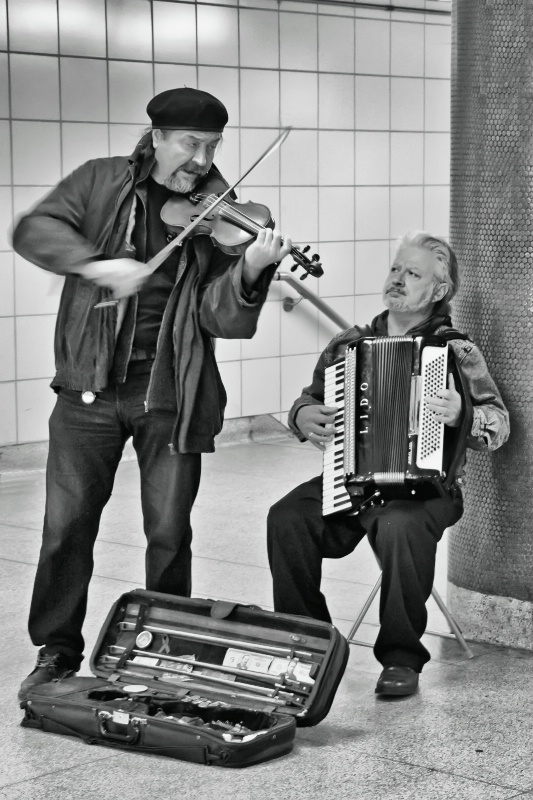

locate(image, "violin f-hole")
[[190, 212, 216, 223]]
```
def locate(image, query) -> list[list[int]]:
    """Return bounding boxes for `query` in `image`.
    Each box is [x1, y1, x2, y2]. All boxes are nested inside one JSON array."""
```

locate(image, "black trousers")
[[267, 476, 463, 672], [28, 363, 201, 666]]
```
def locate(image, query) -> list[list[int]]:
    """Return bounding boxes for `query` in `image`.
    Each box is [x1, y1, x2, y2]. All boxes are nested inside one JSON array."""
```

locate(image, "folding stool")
[[346, 570, 475, 658]]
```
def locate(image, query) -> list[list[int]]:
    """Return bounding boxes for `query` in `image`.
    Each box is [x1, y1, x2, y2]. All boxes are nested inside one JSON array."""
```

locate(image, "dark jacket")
[[12, 140, 274, 453], [288, 310, 510, 455]]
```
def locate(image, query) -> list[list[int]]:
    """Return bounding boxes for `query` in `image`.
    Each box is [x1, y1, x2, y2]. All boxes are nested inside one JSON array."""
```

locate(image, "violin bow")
[[95, 127, 292, 308]]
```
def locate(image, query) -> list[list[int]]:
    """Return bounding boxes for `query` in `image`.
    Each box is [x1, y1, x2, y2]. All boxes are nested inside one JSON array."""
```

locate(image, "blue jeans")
[[28, 363, 201, 665]]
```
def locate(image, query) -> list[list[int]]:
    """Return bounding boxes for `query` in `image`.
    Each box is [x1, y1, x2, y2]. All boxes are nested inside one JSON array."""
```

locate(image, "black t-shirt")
[[131, 175, 181, 351]]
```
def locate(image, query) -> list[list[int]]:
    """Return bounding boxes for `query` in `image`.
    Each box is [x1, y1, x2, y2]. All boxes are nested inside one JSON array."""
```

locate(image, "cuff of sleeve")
[[70, 247, 108, 276], [241, 284, 261, 303], [288, 403, 310, 441], [231, 257, 263, 306], [470, 407, 490, 447]]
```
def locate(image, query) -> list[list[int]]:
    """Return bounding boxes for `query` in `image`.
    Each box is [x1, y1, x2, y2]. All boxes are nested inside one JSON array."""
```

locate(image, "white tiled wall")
[[0, 0, 452, 444]]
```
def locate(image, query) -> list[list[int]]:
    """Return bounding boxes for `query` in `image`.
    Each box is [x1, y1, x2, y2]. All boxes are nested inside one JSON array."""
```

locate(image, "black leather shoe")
[[18, 652, 78, 702], [375, 665, 419, 696]]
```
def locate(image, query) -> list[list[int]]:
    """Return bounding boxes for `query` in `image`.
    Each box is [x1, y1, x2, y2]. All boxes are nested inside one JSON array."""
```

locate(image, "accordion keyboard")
[[322, 360, 353, 516]]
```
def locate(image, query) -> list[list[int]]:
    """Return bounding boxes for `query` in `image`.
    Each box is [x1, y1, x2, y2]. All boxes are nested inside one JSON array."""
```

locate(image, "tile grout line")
[[354, 749, 533, 796], [0, 751, 143, 792]]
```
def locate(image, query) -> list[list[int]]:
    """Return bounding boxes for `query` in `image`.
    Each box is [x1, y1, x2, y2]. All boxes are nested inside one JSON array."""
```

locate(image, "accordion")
[[322, 335, 471, 516]]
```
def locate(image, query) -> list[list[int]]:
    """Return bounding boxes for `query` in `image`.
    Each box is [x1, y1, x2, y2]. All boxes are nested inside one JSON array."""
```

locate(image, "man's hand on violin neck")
[[79, 258, 151, 299], [242, 228, 292, 287]]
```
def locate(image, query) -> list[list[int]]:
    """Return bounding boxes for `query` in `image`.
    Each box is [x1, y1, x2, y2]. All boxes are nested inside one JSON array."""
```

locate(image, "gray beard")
[[164, 170, 204, 194], [383, 285, 436, 314]]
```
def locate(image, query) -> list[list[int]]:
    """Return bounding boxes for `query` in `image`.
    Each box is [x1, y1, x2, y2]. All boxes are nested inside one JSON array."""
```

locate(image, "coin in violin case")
[[135, 631, 153, 649]]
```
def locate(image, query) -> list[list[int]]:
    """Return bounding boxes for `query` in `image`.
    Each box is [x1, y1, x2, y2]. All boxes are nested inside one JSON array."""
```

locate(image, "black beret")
[[147, 88, 228, 132]]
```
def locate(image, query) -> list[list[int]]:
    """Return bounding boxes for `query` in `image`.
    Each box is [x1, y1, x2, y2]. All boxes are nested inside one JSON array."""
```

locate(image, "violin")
[[160, 173, 323, 280], [94, 129, 322, 308]]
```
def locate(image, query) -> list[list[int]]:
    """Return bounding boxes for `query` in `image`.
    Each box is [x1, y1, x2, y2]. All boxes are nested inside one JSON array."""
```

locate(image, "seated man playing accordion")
[[267, 231, 509, 697]]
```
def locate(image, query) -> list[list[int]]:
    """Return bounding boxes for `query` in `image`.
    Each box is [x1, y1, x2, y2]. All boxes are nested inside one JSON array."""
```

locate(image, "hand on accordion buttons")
[[425, 373, 462, 428], [296, 405, 338, 451]]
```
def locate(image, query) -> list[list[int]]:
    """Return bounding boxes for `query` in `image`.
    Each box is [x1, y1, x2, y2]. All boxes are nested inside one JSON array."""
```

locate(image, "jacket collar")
[[128, 136, 156, 184], [369, 309, 453, 337]]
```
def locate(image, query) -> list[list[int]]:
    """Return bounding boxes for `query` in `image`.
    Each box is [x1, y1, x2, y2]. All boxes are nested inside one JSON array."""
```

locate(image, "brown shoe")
[[18, 652, 78, 703], [375, 665, 419, 696]]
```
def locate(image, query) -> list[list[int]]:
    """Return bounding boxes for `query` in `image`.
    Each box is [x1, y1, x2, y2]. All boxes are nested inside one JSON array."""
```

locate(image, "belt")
[[129, 347, 157, 362]]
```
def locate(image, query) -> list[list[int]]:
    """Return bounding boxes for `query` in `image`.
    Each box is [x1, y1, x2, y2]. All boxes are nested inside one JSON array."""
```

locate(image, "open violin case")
[[20, 589, 349, 767]]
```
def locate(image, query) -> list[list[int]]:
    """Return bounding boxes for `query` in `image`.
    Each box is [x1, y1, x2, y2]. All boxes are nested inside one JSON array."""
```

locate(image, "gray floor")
[[0, 430, 532, 800]]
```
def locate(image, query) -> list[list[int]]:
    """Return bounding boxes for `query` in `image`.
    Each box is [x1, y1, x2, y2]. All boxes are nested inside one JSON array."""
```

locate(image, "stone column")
[[449, 0, 533, 648]]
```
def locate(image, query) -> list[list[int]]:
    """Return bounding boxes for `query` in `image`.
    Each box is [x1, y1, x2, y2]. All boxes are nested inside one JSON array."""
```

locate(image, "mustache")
[[386, 286, 406, 295], [173, 163, 206, 177], [165, 165, 206, 194]]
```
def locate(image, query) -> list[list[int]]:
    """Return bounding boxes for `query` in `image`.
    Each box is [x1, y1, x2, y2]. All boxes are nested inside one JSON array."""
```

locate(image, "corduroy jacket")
[[12, 140, 274, 453]]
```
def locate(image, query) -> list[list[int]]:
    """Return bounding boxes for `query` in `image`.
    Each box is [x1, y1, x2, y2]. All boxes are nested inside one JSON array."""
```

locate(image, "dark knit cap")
[[147, 88, 228, 132]]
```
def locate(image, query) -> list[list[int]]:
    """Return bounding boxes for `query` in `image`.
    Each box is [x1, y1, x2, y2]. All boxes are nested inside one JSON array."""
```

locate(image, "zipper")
[[105, 171, 134, 255], [107, 152, 152, 253], [119, 184, 147, 385]]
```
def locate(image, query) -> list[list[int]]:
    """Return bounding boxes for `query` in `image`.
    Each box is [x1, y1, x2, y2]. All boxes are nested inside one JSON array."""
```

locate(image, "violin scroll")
[[289, 244, 323, 280]]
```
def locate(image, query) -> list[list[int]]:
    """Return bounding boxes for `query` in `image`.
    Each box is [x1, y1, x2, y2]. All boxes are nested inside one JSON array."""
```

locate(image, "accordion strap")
[[441, 336, 474, 490], [434, 325, 471, 343]]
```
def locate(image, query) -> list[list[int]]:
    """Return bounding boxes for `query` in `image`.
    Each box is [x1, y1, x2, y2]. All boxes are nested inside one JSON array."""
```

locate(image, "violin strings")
[[198, 193, 264, 235], [220, 207, 263, 235], [194, 193, 303, 260]]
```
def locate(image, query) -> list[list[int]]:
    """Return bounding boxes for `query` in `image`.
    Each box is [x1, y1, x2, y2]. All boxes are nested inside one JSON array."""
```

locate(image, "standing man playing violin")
[[14, 87, 291, 701]]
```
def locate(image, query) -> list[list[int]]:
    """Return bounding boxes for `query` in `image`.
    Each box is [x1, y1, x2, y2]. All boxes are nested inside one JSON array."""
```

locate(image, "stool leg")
[[430, 587, 475, 659], [347, 572, 475, 659], [346, 580, 475, 658], [347, 575, 382, 644]]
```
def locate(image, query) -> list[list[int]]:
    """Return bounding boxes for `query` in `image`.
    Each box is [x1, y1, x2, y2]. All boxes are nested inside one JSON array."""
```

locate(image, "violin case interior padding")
[[20, 589, 349, 767]]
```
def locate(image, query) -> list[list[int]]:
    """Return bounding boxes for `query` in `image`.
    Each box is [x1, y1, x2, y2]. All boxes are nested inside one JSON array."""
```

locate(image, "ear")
[[433, 282, 448, 303], [152, 129, 161, 149]]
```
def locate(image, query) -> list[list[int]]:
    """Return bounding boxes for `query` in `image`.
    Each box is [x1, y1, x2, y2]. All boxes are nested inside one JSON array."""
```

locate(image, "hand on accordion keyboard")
[[295, 404, 338, 451], [425, 373, 462, 428]]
